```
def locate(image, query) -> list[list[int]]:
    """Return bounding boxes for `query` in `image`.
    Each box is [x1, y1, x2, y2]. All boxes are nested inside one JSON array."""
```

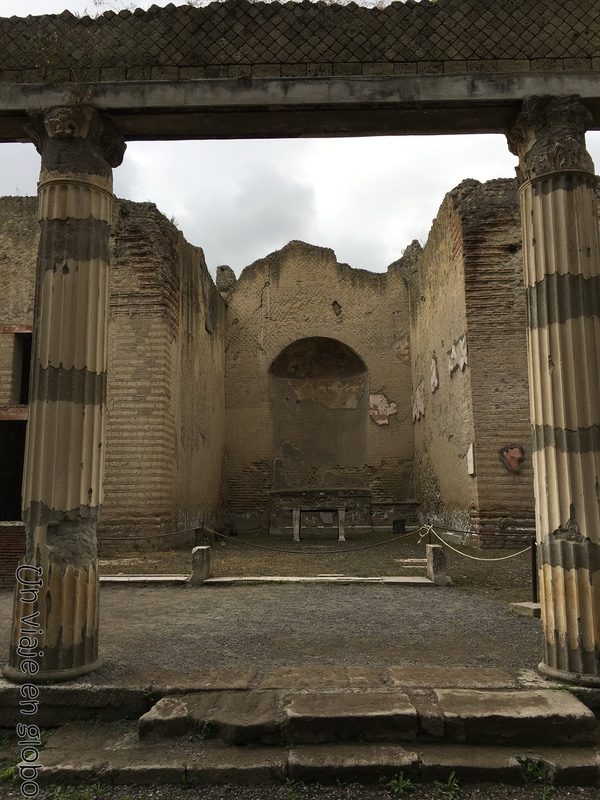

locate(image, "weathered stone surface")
[[151, 667, 257, 694], [426, 543, 451, 585], [285, 692, 417, 744], [0, 681, 150, 726], [418, 744, 523, 782], [510, 601, 542, 619], [185, 748, 287, 785], [138, 696, 192, 739], [183, 691, 282, 746], [259, 666, 350, 690], [288, 744, 419, 783], [190, 545, 211, 586], [436, 689, 598, 746], [388, 665, 516, 690]]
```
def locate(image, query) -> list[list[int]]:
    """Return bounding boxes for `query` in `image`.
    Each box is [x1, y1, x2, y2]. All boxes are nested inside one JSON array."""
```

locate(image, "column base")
[[2, 659, 102, 685], [538, 661, 600, 688]]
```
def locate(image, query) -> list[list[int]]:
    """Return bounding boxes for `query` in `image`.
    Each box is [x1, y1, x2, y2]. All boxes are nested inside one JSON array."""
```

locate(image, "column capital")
[[507, 96, 594, 185], [24, 106, 126, 172]]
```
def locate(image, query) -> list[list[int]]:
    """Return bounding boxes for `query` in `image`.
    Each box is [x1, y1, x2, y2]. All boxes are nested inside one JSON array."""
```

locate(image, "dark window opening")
[[0, 421, 26, 521], [15, 333, 32, 405]]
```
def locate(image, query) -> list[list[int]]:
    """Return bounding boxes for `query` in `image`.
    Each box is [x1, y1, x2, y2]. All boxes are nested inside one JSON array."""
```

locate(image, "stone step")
[[138, 688, 597, 748], [38, 722, 600, 787]]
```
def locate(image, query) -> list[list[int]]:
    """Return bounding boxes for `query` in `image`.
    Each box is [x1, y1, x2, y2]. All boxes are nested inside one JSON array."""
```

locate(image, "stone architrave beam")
[[2, 107, 125, 683], [507, 95, 600, 685]]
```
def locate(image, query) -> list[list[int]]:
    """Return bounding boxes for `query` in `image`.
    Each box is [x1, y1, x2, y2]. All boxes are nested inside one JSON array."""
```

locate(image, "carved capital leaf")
[[507, 96, 594, 184], [24, 106, 126, 169]]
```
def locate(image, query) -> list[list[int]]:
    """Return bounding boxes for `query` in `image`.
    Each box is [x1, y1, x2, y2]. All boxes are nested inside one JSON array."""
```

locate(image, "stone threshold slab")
[[139, 688, 597, 748], [37, 723, 600, 787], [204, 576, 434, 586], [100, 575, 189, 585]]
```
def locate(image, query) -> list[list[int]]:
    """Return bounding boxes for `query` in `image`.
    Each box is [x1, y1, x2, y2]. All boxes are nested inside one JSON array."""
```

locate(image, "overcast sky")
[[3, 0, 600, 275]]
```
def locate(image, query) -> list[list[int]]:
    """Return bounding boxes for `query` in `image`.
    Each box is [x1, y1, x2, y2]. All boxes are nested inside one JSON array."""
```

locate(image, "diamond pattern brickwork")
[[0, 0, 598, 81]]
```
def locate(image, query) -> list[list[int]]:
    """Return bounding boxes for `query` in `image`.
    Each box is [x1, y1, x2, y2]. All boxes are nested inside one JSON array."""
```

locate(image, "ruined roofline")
[[234, 239, 391, 289]]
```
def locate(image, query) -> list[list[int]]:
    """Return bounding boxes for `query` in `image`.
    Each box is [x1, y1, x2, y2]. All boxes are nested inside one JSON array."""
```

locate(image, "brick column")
[[3, 107, 125, 683], [507, 96, 600, 685]]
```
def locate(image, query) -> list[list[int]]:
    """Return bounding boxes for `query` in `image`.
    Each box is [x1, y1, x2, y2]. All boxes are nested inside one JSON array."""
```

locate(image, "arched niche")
[[269, 337, 368, 490]]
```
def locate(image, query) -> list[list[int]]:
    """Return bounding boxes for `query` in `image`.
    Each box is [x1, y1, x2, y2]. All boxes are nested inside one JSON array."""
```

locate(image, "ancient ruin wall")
[[407, 191, 478, 533], [0, 197, 36, 407], [0, 0, 597, 83], [459, 179, 535, 546], [224, 241, 415, 531], [174, 236, 226, 537], [0, 198, 225, 548], [102, 201, 226, 547]]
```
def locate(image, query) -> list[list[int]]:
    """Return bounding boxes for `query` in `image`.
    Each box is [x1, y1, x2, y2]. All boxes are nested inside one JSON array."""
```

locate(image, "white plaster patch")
[[369, 392, 398, 425], [412, 382, 425, 422], [467, 443, 476, 476], [447, 335, 468, 376], [430, 356, 439, 393]]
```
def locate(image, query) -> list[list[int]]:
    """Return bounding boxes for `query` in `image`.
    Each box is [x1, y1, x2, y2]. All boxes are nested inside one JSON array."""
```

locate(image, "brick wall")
[[406, 194, 478, 534], [408, 178, 538, 547], [0, 198, 226, 552], [0, 198, 37, 409], [100, 202, 226, 549], [224, 241, 415, 531], [459, 179, 535, 547], [0, 522, 25, 588]]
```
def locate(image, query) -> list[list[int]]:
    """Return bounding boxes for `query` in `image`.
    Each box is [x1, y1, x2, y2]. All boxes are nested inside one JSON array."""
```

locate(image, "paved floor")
[[0, 583, 542, 684]]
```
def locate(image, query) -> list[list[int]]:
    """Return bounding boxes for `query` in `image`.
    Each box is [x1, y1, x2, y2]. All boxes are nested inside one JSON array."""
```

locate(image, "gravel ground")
[[0, 579, 540, 683], [99, 531, 535, 605], [0, 782, 598, 800]]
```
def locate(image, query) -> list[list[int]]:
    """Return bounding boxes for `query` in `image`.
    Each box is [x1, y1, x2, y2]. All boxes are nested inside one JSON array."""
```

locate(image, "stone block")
[[259, 666, 349, 689], [306, 63, 333, 77], [394, 62, 417, 74], [288, 744, 419, 783], [100, 67, 127, 81], [150, 666, 256, 694], [190, 545, 211, 585], [150, 66, 180, 80], [284, 692, 417, 744], [252, 64, 281, 78], [185, 747, 287, 784], [388, 665, 515, 690], [228, 65, 252, 79], [180, 66, 206, 79], [426, 544, 451, 585], [205, 65, 228, 79], [362, 62, 394, 76], [281, 64, 308, 77], [0, 681, 150, 727], [417, 61, 443, 74], [138, 696, 193, 739], [184, 690, 282, 746], [436, 689, 598, 746], [510, 601, 541, 618], [419, 744, 522, 783]]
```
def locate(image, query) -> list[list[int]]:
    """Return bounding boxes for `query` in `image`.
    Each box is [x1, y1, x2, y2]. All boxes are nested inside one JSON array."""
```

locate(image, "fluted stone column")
[[3, 107, 125, 683], [508, 96, 600, 684]]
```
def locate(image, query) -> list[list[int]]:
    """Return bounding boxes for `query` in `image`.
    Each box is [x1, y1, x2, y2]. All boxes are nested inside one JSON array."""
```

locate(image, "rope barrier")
[[420, 524, 532, 562], [99, 521, 531, 562], [101, 527, 198, 543], [202, 525, 420, 555]]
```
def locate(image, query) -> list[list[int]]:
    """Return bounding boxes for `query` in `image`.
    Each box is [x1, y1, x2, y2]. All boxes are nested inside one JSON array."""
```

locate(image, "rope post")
[[531, 535, 538, 604]]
